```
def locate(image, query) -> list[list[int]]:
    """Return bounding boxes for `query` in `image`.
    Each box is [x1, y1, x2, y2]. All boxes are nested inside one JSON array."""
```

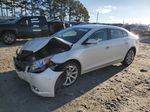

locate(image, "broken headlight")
[[16, 47, 23, 55], [30, 57, 56, 73]]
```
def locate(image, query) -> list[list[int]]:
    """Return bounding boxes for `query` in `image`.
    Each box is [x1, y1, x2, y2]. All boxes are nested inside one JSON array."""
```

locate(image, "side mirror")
[[85, 39, 100, 44]]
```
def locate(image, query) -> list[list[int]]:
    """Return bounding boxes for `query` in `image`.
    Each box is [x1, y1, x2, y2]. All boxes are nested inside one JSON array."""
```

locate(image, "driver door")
[[81, 29, 112, 73], [17, 18, 32, 38]]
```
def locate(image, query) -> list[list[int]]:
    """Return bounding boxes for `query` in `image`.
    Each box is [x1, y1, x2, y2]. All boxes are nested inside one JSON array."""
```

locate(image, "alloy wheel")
[[63, 65, 78, 86], [3, 33, 16, 44], [126, 50, 135, 65]]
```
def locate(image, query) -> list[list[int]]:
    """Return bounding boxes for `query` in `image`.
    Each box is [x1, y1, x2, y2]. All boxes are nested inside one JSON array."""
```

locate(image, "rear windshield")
[[53, 27, 91, 44]]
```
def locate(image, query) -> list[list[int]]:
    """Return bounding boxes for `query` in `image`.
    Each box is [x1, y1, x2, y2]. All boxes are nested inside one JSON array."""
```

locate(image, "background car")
[[0, 16, 65, 44]]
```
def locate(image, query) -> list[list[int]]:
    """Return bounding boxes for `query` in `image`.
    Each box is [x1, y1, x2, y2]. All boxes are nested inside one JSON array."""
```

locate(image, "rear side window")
[[110, 29, 124, 39], [39, 17, 47, 26], [30, 17, 47, 27], [89, 29, 108, 41], [122, 31, 128, 37]]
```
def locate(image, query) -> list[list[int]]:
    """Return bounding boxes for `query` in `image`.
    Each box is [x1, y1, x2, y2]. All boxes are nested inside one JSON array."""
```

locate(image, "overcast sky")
[[79, 0, 150, 24]]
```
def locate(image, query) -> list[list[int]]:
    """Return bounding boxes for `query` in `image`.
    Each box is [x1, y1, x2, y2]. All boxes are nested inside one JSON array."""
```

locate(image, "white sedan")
[[14, 24, 139, 97]]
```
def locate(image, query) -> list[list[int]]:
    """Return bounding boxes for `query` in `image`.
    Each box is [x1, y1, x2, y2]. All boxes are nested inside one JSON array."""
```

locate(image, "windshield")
[[53, 27, 91, 44], [9, 18, 20, 23], [0, 18, 20, 24]]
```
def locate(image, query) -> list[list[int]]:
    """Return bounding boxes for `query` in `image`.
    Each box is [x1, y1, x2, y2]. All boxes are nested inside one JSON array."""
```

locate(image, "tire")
[[60, 61, 80, 87], [122, 49, 135, 66], [2, 32, 16, 45]]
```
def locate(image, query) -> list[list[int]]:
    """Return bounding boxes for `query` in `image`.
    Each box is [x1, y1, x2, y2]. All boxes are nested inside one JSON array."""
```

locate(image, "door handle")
[[106, 46, 110, 49]]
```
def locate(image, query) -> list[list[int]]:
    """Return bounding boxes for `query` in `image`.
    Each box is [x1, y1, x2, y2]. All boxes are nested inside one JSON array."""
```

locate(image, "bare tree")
[[0, 0, 4, 16]]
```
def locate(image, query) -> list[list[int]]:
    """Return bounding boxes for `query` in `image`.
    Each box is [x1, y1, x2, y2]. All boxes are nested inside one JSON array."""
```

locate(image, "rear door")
[[30, 17, 49, 37], [108, 28, 129, 61]]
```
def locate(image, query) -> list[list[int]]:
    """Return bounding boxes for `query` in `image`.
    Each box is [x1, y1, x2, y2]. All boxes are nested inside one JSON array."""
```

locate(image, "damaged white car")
[[14, 24, 139, 97]]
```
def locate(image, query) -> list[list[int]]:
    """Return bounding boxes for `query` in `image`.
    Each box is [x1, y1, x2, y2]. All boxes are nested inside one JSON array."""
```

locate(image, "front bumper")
[[14, 59, 63, 97]]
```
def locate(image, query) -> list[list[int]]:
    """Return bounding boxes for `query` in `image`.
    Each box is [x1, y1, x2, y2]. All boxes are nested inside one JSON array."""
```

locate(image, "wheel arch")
[[54, 59, 82, 90], [1, 30, 17, 37], [63, 59, 82, 72], [54, 58, 82, 73], [129, 46, 136, 55], [122, 46, 136, 66]]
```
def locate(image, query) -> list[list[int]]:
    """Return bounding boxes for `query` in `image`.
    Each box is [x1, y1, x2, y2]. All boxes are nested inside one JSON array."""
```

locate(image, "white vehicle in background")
[[123, 24, 150, 36], [14, 24, 139, 97]]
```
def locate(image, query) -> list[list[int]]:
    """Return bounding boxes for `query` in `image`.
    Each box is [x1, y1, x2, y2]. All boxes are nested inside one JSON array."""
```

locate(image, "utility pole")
[[123, 19, 125, 24], [96, 12, 99, 23], [96, 10, 101, 23]]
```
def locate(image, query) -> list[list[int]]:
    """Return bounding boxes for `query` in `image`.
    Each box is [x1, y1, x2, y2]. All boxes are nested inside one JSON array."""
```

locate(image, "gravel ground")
[[0, 37, 150, 112]]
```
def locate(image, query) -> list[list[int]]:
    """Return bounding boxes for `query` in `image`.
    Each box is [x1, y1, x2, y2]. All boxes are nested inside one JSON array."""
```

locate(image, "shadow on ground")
[[0, 64, 126, 112], [0, 39, 29, 48]]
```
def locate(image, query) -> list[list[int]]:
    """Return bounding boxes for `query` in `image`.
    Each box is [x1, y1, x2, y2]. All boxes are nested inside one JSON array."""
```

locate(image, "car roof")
[[73, 24, 127, 31]]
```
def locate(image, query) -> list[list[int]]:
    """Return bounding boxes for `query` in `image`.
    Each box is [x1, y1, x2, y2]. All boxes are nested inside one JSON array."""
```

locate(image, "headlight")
[[30, 58, 56, 73], [16, 47, 22, 55]]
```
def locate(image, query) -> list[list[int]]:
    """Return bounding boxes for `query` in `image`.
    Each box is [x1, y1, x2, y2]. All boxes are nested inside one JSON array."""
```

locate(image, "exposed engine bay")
[[14, 37, 71, 72]]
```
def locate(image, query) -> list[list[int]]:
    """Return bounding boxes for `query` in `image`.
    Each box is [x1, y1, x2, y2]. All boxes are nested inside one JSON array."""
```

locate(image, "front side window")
[[110, 29, 124, 39], [19, 18, 29, 26], [53, 27, 91, 44], [89, 29, 108, 41]]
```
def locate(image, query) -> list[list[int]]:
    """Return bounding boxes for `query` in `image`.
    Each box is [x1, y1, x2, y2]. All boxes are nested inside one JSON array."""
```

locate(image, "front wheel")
[[62, 62, 80, 87], [122, 49, 135, 66]]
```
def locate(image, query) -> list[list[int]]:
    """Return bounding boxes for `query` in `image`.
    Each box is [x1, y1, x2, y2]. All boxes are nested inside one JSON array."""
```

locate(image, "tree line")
[[0, 0, 90, 22]]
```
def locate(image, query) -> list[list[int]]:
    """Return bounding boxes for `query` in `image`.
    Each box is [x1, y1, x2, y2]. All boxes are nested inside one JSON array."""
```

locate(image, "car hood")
[[22, 37, 51, 52], [0, 23, 15, 27], [19, 37, 72, 60], [22, 37, 72, 52]]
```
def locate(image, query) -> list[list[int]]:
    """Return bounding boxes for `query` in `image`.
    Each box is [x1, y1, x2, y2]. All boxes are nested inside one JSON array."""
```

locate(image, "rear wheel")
[[122, 49, 135, 66], [2, 32, 16, 44]]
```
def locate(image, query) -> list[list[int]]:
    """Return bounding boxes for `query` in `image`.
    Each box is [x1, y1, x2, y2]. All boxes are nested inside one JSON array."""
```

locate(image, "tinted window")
[[19, 18, 29, 26], [39, 17, 47, 26], [110, 29, 124, 39], [53, 27, 91, 44], [89, 29, 108, 41], [122, 31, 128, 37]]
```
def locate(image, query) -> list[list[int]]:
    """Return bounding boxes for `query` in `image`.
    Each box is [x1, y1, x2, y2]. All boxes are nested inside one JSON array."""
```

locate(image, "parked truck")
[[0, 16, 65, 44]]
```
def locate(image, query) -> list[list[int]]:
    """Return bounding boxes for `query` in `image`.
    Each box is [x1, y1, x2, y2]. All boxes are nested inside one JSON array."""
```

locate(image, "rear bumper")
[[14, 60, 63, 97]]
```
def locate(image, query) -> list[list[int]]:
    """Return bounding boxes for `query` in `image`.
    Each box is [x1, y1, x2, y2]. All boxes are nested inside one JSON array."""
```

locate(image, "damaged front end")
[[14, 37, 71, 97], [15, 37, 71, 72]]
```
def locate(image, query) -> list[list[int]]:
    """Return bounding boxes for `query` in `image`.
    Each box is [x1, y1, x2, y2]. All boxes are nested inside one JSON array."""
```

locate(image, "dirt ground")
[[0, 37, 150, 112]]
